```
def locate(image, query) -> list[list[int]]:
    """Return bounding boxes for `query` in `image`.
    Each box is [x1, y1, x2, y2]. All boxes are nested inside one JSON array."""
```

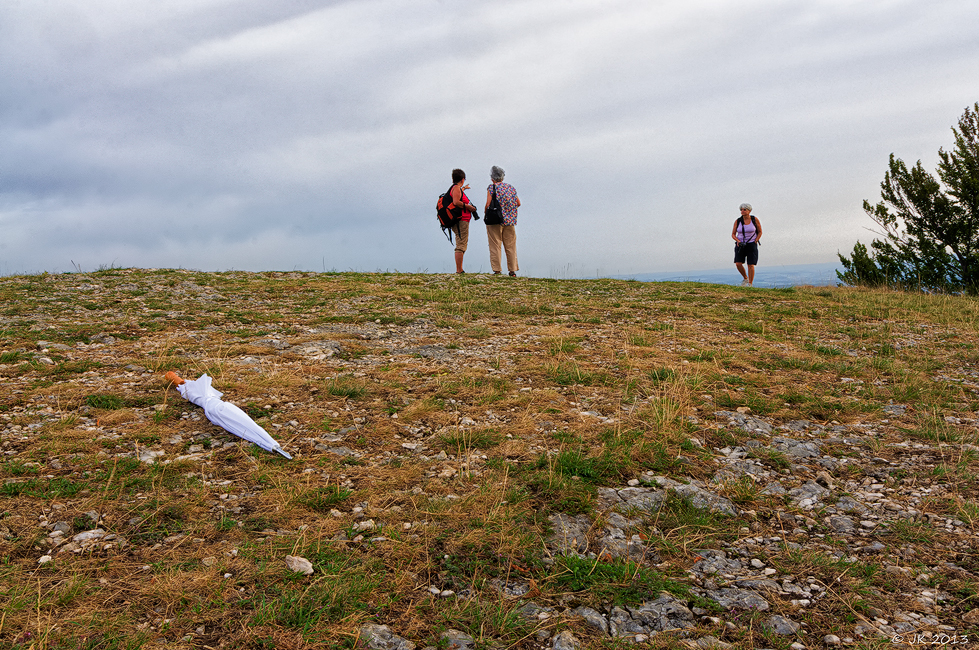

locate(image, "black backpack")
[[437, 186, 460, 243]]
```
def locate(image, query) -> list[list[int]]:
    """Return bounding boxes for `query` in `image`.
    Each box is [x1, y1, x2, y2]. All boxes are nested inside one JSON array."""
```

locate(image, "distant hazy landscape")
[[616, 262, 841, 288]]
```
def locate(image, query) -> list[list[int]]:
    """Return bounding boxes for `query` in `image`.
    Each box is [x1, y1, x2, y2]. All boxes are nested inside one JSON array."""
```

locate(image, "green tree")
[[838, 102, 979, 294]]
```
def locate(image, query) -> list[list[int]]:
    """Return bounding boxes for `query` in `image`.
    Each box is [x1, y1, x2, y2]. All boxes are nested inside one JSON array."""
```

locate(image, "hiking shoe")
[[509, 272, 517, 277], [740, 279, 749, 286]]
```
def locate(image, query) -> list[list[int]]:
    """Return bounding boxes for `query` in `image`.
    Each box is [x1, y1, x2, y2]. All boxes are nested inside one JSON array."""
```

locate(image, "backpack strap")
[[735, 216, 758, 243]]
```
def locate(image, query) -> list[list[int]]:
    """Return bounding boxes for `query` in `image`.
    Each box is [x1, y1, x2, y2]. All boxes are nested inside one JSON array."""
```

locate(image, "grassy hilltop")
[[1, 269, 978, 649]]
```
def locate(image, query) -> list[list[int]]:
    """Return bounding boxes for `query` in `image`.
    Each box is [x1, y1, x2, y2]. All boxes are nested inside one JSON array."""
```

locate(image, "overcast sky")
[[2, 0, 977, 278]]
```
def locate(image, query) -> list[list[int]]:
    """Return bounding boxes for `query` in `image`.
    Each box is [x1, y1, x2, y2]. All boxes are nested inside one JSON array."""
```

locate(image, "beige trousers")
[[486, 224, 518, 273]]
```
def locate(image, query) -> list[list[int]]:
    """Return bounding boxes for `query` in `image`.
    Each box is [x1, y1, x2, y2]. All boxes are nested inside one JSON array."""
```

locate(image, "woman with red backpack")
[[448, 168, 479, 274]]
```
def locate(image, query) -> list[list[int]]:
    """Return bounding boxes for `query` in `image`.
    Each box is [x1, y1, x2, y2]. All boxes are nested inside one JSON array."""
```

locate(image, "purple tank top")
[[736, 218, 757, 243]]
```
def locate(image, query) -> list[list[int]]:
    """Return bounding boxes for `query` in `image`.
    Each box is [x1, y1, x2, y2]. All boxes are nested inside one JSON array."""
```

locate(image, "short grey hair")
[[490, 166, 505, 182], [739, 203, 752, 211]]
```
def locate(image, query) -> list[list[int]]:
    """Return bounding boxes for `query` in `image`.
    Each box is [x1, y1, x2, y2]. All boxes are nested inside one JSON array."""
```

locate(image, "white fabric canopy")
[[176, 373, 292, 459]]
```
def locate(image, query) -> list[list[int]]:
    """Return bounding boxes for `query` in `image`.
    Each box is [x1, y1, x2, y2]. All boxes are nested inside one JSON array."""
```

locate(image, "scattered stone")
[[71, 529, 106, 543], [690, 637, 733, 649], [359, 623, 416, 650], [546, 514, 591, 555], [137, 449, 165, 464], [550, 630, 580, 650], [764, 614, 801, 635], [705, 587, 770, 612], [632, 593, 696, 631], [440, 629, 475, 650], [284, 555, 314, 575], [574, 606, 608, 634]]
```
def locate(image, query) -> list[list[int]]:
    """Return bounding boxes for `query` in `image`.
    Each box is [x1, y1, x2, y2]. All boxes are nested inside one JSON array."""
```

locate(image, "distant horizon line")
[[0, 261, 843, 286]]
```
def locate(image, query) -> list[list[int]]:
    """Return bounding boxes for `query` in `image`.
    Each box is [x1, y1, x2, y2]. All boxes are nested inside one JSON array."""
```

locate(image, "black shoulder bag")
[[484, 185, 504, 225]]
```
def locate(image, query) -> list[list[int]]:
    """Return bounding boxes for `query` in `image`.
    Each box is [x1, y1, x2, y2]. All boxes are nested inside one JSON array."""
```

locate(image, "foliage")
[[551, 555, 688, 606], [838, 102, 979, 293]]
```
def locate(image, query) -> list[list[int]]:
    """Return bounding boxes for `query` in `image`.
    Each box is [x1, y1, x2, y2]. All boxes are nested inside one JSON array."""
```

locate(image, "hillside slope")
[[1, 269, 977, 649]]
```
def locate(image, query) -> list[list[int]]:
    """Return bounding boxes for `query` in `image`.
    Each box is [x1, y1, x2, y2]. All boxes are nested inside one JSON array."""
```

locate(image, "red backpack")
[[437, 186, 460, 243]]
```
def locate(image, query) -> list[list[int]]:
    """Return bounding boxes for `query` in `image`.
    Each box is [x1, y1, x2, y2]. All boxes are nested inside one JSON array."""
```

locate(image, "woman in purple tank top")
[[732, 203, 762, 286]]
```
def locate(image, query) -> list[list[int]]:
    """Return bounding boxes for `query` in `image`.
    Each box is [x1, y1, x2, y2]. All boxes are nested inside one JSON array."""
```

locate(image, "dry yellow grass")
[[1, 269, 977, 648]]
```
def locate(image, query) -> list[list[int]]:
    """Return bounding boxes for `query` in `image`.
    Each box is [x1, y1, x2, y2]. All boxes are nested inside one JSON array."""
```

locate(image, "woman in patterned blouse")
[[484, 166, 522, 276]]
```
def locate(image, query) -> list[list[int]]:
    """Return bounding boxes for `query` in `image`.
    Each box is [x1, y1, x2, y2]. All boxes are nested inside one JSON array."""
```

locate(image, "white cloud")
[[1, 0, 977, 276]]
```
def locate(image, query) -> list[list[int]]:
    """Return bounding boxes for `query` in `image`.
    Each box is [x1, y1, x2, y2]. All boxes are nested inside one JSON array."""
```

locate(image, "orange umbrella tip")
[[164, 371, 185, 385]]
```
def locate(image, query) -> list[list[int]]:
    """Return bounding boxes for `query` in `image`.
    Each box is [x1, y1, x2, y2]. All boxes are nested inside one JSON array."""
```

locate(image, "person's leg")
[[734, 244, 748, 283], [502, 226, 518, 274], [454, 220, 470, 273], [486, 224, 503, 273], [747, 265, 755, 286]]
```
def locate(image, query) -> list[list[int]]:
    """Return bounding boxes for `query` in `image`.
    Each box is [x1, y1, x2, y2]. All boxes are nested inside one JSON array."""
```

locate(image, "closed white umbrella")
[[165, 372, 292, 459]]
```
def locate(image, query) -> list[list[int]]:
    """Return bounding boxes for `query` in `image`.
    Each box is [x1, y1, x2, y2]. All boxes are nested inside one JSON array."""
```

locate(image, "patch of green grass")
[[885, 519, 936, 544], [85, 394, 126, 409], [325, 375, 367, 399], [806, 342, 844, 357], [547, 337, 581, 357], [547, 361, 612, 386], [900, 413, 969, 444], [736, 320, 764, 334], [688, 350, 716, 362], [550, 555, 689, 607], [42, 360, 102, 377], [437, 533, 519, 589], [647, 367, 676, 383], [956, 500, 979, 527], [463, 324, 493, 339], [127, 502, 190, 543], [0, 477, 85, 498], [549, 448, 630, 484], [244, 402, 274, 420], [628, 332, 655, 347], [295, 485, 353, 513], [428, 600, 533, 648], [2, 460, 40, 477], [756, 355, 829, 372], [249, 546, 388, 633], [216, 514, 238, 531], [520, 470, 595, 516], [649, 494, 737, 555], [152, 406, 179, 423], [715, 390, 776, 415]]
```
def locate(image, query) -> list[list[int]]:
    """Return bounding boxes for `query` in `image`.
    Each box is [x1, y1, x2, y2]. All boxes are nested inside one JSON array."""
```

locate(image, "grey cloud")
[[1, 0, 978, 276]]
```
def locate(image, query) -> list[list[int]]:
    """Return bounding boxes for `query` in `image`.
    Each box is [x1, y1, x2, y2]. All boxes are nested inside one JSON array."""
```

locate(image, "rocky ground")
[[1, 269, 977, 649]]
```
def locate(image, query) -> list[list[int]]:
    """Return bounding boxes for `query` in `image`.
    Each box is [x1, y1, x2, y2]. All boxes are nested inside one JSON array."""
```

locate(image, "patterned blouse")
[[487, 182, 519, 226]]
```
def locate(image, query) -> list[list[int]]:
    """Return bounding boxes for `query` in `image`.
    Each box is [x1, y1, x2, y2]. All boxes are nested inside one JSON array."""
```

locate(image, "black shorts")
[[734, 241, 758, 265]]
